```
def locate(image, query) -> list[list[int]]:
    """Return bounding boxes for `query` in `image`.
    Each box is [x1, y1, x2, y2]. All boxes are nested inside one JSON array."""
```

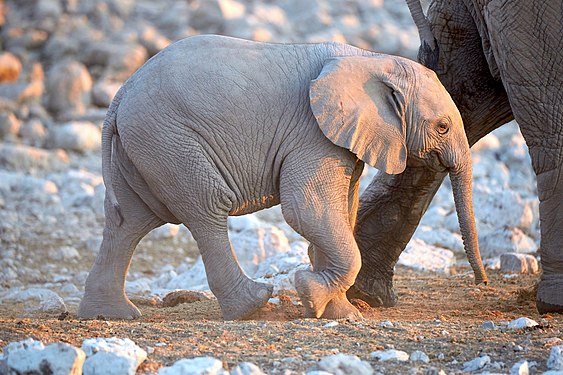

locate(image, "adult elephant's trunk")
[[449, 163, 488, 285], [406, 0, 439, 69]]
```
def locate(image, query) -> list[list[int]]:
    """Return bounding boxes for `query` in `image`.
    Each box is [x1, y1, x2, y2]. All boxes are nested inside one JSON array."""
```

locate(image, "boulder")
[[0, 143, 69, 171], [371, 349, 409, 362], [0, 112, 21, 140], [82, 337, 147, 375], [230, 362, 266, 375], [480, 227, 537, 258], [0, 72, 44, 105], [82, 42, 147, 81], [19, 118, 46, 147], [158, 357, 227, 375], [0, 339, 85, 375], [410, 350, 430, 363], [2, 287, 67, 314], [547, 346, 563, 371], [91, 79, 121, 108], [507, 317, 539, 329], [45, 121, 101, 153], [0, 52, 22, 83], [500, 253, 539, 274], [45, 60, 92, 120], [230, 225, 291, 276], [398, 239, 455, 274], [463, 355, 491, 372], [314, 353, 374, 375]]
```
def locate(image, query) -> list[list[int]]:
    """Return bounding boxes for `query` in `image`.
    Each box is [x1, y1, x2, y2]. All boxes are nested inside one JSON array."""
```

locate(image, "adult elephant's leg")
[[536, 166, 563, 313], [484, 0, 563, 313], [348, 167, 446, 306], [350, 0, 513, 307]]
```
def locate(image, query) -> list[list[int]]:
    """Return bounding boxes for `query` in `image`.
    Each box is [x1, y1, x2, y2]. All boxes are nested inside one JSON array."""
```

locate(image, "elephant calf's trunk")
[[450, 166, 488, 285]]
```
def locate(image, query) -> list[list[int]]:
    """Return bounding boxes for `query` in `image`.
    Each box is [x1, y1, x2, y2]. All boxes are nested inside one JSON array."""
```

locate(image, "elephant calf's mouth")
[[407, 152, 447, 173]]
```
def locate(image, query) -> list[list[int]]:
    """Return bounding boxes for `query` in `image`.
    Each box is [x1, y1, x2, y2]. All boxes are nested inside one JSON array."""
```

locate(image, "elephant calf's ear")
[[309, 57, 407, 174]]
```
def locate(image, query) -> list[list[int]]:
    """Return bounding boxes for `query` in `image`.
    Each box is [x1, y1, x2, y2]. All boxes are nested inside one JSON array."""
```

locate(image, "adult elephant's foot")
[[352, 167, 445, 308], [322, 294, 363, 320], [78, 294, 141, 320], [216, 278, 273, 320], [537, 276, 563, 314], [347, 273, 398, 307]]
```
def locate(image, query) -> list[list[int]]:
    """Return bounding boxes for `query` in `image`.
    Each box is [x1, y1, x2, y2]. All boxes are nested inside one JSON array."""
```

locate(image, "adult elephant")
[[348, 0, 562, 313]]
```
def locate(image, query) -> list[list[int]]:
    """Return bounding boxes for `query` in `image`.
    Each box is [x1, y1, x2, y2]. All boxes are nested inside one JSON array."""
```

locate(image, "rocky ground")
[[0, 0, 560, 374]]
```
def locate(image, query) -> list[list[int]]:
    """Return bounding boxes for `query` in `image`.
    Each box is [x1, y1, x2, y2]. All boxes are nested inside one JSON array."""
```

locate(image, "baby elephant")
[[79, 35, 487, 321]]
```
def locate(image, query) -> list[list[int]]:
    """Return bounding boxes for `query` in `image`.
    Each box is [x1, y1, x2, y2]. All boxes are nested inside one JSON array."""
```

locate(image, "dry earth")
[[1, 267, 560, 374]]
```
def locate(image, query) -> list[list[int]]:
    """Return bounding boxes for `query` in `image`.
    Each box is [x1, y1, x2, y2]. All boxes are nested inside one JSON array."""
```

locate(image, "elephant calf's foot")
[[322, 294, 363, 320], [78, 294, 141, 320], [294, 269, 337, 318], [216, 279, 273, 320]]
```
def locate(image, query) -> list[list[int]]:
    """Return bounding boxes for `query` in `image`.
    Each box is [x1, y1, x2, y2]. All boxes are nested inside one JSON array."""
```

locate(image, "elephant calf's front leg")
[[281, 152, 363, 319]]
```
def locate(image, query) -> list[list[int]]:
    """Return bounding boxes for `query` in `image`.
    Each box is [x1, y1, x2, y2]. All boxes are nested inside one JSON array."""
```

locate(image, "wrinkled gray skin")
[[350, 0, 562, 314], [78, 35, 485, 321]]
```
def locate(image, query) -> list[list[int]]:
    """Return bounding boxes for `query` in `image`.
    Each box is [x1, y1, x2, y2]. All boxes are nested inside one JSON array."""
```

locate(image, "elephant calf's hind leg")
[[78, 171, 163, 319], [190, 226, 273, 320]]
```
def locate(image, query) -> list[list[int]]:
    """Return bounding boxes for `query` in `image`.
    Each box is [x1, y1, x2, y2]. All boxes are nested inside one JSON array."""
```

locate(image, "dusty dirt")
[[0, 268, 560, 374]]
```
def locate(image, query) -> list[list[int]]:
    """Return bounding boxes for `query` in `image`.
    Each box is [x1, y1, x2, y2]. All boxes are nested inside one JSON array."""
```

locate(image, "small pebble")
[[463, 355, 490, 372], [323, 321, 339, 328], [507, 317, 539, 329], [481, 321, 496, 330]]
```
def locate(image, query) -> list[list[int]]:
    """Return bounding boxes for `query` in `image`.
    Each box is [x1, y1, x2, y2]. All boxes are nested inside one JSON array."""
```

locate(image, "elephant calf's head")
[[309, 55, 488, 285]]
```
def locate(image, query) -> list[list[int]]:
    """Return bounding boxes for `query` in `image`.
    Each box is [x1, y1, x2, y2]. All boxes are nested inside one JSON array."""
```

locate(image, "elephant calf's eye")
[[437, 121, 450, 135]]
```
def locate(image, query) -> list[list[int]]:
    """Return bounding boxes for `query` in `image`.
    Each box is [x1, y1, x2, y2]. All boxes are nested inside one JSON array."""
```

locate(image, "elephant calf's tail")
[[101, 89, 124, 226]]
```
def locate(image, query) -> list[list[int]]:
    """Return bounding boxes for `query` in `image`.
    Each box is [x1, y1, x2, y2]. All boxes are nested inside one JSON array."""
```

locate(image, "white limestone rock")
[[547, 346, 563, 371], [46, 121, 101, 153], [480, 227, 537, 257], [410, 350, 430, 363], [160, 257, 209, 291], [230, 225, 292, 276], [0, 112, 21, 140], [413, 225, 464, 253], [49, 246, 80, 261], [314, 353, 374, 374], [230, 362, 266, 375], [158, 357, 227, 375], [126, 278, 153, 297], [507, 317, 539, 329], [510, 360, 529, 375], [0, 143, 69, 172], [45, 60, 92, 120], [1, 338, 85, 375], [475, 190, 536, 233], [371, 349, 409, 362], [91, 79, 121, 108], [3, 287, 67, 314], [19, 118, 47, 147], [500, 253, 539, 274], [398, 239, 455, 274], [463, 355, 491, 372], [82, 337, 147, 375], [148, 223, 181, 240]]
